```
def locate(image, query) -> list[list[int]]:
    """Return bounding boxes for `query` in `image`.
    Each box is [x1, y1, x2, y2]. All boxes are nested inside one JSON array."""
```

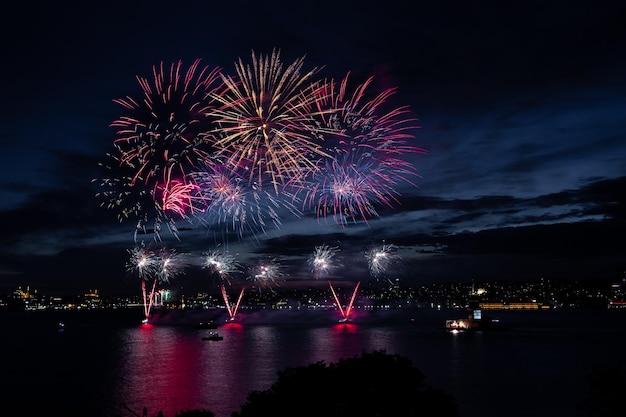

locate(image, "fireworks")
[[328, 281, 361, 323], [189, 158, 298, 240], [299, 151, 386, 226], [293, 73, 425, 226], [99, 51, 425, 307], [221, 284, 245, 321], [247, 257, 285, 290], [365, 241, 400, 278], [203, 248, 242, 286], [210, 49, 329, 193], [308, 244, 341, 279], [155, 247, 187, 283], [98, 52, 424, 239], [158, 180, 203, 220], [126, 245, 158, 280], [109, 59, 224, 186], [97, 59, 225, 239], [125, 245, 187, 323]]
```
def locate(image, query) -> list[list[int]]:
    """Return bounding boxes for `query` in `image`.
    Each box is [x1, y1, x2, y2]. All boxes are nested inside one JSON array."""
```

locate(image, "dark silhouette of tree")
[[581, 361, 626, 417], [231, 349, 459, 417], [173, 410, 214, 417]]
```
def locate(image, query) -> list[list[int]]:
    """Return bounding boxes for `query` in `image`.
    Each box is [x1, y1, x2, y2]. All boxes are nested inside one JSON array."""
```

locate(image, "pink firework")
[[189, 158, 298, 240], [210, 49, 329, 193], [301, 151, 392, 226], [110, 59, 224, 187], [157, 179, 204, 220], [99, 59, 225, 239], [293, 73, 425, 226]]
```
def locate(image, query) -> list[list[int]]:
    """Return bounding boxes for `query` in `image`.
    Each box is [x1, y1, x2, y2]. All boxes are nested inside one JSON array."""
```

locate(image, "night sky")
[[1, 0, 625, 296]]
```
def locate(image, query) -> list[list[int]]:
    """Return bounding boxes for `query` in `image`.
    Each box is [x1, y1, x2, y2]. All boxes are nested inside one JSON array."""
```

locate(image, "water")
[[3, 307, 625, 417]]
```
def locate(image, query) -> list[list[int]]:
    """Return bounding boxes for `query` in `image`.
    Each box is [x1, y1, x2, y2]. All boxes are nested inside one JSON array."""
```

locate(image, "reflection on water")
[[106, 318, 417, 417], [4, 308, 626, 417]]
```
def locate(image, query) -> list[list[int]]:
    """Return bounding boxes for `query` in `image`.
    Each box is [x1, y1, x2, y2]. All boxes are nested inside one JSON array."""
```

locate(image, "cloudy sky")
[[1, 0, 625, 296]]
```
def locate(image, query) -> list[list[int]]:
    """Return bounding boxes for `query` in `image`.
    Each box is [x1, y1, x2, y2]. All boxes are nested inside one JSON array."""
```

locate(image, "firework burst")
[[155, 247, 187, 283], [293, 73, 425, 226], [365, 240, 400, 279], [97, 59, 225, 239], [203, 248, 242, 286], [247, 257, 284, 290], [308, 244, 341, 279], [126, 245, 158, 280], [110, 59, 224, 186], [189, 158, 299, 241], [299, 151, 390, 226], [210, 49, 329, 193]]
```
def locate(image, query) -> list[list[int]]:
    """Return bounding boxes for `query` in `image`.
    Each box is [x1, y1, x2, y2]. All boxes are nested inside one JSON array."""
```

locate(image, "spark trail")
[[328, 281, 361, 323], [221, 284, 245, 321]]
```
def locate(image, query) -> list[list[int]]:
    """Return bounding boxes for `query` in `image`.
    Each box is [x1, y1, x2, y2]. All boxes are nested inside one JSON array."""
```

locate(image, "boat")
[[194, 321, 217, 329], [201, 331, 223, 341], [445, 296, 502, 332]]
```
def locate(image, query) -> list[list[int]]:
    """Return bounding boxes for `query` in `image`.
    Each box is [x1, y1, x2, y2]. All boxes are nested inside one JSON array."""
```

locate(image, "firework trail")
[[96, 59, 225, 240], [247, 257, 285, 290], [292, 73, 425, 226], [189, 158, 299, 242], [308, 244, 341, 279], [365, 240, 400, 279], [210, 49, 330, 194], [221, 284, 245, 321], [203, 248, 242, 286], [328, 281, 361, 323]]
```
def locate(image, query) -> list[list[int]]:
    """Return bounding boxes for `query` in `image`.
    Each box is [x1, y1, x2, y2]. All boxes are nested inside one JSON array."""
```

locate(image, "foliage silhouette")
[[580, 361, 626, 417], [230, 349, 460, 417], [173, 410, 215, 417]]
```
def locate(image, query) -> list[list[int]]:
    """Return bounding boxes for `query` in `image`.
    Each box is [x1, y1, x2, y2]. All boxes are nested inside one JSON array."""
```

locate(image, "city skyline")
[[1, 1, 625, 296]]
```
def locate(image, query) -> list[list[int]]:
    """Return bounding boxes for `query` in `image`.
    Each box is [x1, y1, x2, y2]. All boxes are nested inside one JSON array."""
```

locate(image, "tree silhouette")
[[581, 361, 626, 417], [231, 349, 459, 417]]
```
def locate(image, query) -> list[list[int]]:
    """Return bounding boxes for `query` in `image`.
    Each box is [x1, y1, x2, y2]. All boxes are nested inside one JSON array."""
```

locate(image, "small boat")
[[194, 321, 217, 329], [202, 331, 223, 341], [445, 298, 502, 332]]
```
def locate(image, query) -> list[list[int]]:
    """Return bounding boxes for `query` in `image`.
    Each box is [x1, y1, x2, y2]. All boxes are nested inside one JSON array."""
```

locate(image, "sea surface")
[[3, 306, 625, 417]]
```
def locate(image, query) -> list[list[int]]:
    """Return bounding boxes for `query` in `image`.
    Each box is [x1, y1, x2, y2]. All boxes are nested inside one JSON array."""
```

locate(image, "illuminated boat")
[[201, 331, 223, 341], [445, 298, 501, 332]]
